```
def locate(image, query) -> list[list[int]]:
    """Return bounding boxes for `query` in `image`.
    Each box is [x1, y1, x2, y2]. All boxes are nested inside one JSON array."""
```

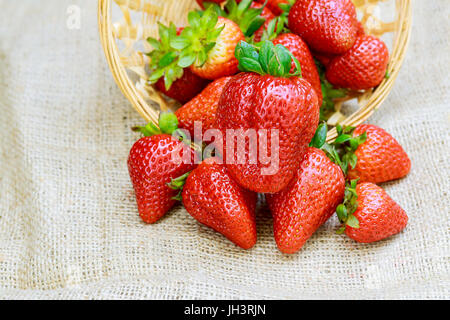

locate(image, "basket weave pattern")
[[98, 0, 412, 141]]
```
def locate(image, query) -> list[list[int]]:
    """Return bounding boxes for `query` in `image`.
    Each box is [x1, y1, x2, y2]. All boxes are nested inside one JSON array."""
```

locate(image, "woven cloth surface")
[[0, 0, 448, 299]]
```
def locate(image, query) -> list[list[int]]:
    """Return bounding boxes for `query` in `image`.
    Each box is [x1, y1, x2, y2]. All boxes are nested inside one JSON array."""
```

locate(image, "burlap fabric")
[[0, 0, 448, 299]]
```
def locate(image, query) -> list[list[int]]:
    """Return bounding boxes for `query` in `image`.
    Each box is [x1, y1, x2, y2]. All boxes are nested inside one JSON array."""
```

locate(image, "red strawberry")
[[343, 182, 408, 243], [288, 0, 358, 54], [128, 114, 198, 223], [273, 33, 323, 106], [175, 76, 232, 139], [155, 68, 209, 104], [215, 41, 319, 193], [347, 124, 411, 184], [266, 148, 345, 253], [326, 35, 389, 90], [174, 8, 244, 80], [182, 157, 257, 249]]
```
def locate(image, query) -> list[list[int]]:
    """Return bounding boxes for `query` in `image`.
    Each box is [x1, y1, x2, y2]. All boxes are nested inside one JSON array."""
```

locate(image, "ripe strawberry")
[[175, 76, 232, 139], [288, 0, 358, 54], [326, 35, 389, 90], [128, 114, 198, 223], [341, 182, 408, 243], [155, 68, 209, 104], [346, 124, 411, 184], [215, 41, 319, 193], [266, 147, 345, 254], [173, 8, 244, 80], [182, 157, 257, 249], [273, 33, 323, 106]]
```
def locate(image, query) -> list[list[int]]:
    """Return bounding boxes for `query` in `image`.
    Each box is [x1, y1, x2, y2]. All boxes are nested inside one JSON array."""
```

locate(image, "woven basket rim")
[[98, 0, 412, 142]]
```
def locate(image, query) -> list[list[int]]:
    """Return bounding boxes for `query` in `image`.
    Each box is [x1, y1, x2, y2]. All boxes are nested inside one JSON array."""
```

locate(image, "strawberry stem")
[[235, 40, 301, 78]]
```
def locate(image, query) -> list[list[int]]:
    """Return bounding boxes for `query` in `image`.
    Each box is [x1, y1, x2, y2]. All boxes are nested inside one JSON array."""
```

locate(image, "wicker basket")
[[98, 0, 412, 142]]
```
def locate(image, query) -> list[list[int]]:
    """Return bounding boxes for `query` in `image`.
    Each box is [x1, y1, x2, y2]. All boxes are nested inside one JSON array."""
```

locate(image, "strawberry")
[[215, 41, 319, 193], [155, 68, 209, 104], [147, 23, 209, 103], [182, 157, 257, 249], [272, 33, 323, 106], [345, 124, 411, 184], [172, 8, 244, 80], [288, 0, 358, 54], [128, 114, 198, 223], [338, 182, 408, 243], [266, 147, 345, 253], [326, 35, 389, 90], [175, 76, 232, 139]]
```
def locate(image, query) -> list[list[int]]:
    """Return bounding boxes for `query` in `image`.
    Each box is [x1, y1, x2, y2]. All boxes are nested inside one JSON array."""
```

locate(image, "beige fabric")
[[0, 0, 448, 299]]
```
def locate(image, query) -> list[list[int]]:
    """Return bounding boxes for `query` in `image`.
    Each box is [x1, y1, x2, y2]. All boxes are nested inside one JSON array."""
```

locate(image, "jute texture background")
[[0, 0, 448, 299]]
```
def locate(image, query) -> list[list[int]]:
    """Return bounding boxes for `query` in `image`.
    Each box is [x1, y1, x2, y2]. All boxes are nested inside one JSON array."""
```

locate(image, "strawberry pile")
[[128, 0, 410, 254]]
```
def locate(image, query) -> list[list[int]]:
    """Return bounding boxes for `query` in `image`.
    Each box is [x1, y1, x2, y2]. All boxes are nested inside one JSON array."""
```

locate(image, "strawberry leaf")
[[335, 179, 360, 233], [235, 40, 301, 78], [147, 22, 184, 90], [310, 122, 328, 149], [159, 112, 179, 135]]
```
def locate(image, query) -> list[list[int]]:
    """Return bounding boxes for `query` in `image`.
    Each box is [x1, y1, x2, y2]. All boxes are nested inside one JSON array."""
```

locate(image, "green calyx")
[[257, 0, 293, 43], [315, 59, 348, 121], [336, 179, 360, 234], [235, 40, 301, 77], [309, 122, 328, 149], [226, 0, 266, 38], [332, 124, 367, 175], [202, 0, 267, 40], [147, 23, 184, 91], [309, 123, 366, 176], [132, 112, 181, 137], [167, 171, 191, 201], [170, 6, 224, 68]]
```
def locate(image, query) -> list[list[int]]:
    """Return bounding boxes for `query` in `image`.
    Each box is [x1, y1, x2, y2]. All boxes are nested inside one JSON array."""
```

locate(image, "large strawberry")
[[266, 147, 345, 254], [175, 76, 232, 139], [272, 33, 323, 106], [326, 35, 389, 90], [172, 8, 244, 80], [288, 0, 358, 54], [215, 41, 319, 193], [128, 114, 198, 223], [344, 124, 411, 184], [182, 157, 257, 249], [147, 23, 209, 103], [337, 182, 408, 243]]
